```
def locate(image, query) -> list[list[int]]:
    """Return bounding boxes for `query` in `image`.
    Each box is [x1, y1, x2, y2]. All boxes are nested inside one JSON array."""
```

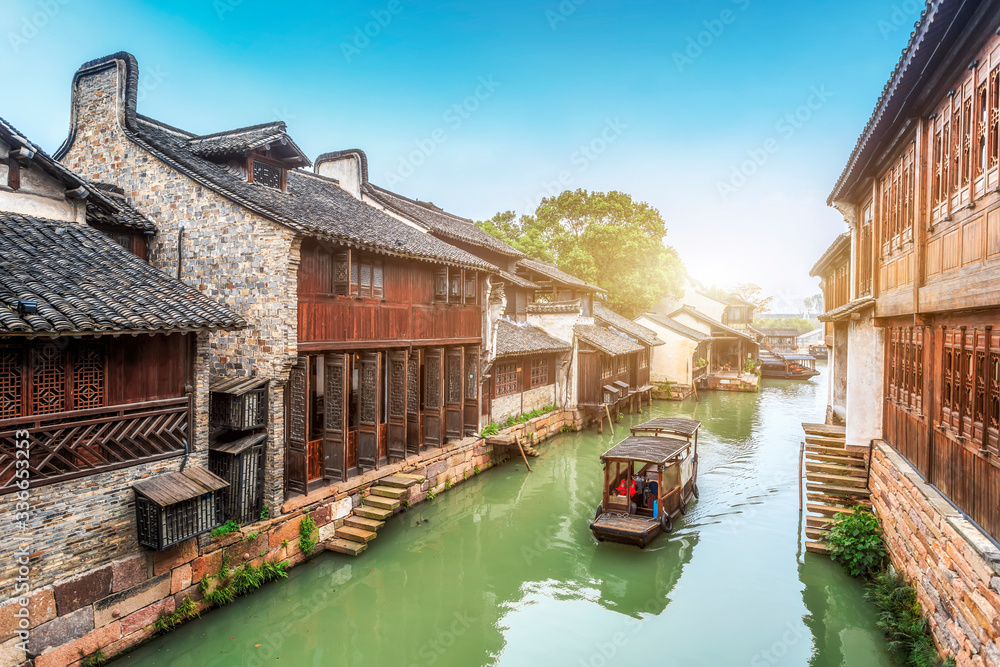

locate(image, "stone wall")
[[1, 408, 587, 667], [491, 383, 556, 424], [870, 443, 1000, 666]]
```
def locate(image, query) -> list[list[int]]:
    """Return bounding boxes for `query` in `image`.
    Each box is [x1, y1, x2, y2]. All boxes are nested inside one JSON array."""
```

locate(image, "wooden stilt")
[[798, 441, 804, 513], [604, 404, 615, 436], [515, 435, 532, 472]]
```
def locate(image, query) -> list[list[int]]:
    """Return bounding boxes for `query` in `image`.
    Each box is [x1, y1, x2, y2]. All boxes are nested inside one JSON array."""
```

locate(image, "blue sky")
[[1, 0, 925, 309]]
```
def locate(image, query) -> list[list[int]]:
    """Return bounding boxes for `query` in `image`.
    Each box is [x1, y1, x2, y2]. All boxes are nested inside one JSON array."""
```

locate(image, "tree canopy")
[[476, 190, 685, 318]]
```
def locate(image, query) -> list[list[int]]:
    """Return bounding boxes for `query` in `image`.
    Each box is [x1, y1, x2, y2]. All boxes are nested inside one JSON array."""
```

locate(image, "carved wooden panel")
[[358, 352, 379, 470], [927, 236, 942, 276], [464, 347, 479, 436], [286, 357, 308, 495], [0, 346, 23, 419], [72, 344, 105, 411], [31, 344, 65, 416], [406, 350, 421, 456], [423, 348, 443, 448], [963, 217, 984, 265], [943, 229, 961, 272], [323, 353, 347, 482], [388, 350, 407, 462], [445, 348, 463, 440], [989, 208, 1000, 258]]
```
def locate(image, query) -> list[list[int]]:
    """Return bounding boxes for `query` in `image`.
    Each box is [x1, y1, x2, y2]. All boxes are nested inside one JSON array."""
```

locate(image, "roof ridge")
[[188, 121, 287, 142]]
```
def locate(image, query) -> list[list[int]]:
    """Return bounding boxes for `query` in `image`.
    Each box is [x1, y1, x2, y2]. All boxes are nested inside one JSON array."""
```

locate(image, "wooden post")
[[515, 435, 532, 472], [798, 441, 805, 513], [604, 404, 615, 436]]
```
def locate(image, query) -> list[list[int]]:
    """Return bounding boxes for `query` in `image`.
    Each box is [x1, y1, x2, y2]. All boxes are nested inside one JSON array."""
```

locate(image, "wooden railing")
[[0, 397, 191, 493]]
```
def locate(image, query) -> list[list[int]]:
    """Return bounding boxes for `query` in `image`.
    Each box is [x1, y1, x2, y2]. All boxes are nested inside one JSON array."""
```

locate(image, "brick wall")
[[870, 443, 1000, 666], [490, 383, 556, 424]]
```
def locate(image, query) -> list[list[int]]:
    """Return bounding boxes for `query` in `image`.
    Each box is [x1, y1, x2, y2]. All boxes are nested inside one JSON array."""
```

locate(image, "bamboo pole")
[[515, 435, 532, 472], [604, 404, 615, 436]]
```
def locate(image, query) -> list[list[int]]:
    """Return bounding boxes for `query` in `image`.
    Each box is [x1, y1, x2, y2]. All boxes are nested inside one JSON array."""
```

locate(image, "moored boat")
[[759, 352, 820, 380], [590, 417, 700, 547]]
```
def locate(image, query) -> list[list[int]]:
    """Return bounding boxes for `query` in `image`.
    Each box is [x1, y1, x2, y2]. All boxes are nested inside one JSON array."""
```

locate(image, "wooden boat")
[[590, 417, 700, 547], [759, 352, 820, 380], [807, 344, 828, 359]]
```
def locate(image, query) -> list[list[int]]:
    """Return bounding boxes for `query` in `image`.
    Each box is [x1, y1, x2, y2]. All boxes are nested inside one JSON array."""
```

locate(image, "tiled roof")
[[527, 300, 581, 314], [187, 122, 310, 167], [593, 302, 664, 347], [760, 327, 800, 337], [818, 297, 876, 323], [574, 324, 642, 356], [810, 231, 851, 278], [516, 258, 606, 295], [86, 184, 156, 232], [668, 305, 755, 342], [496, 269, 539, 290], [638, 312, 707, 342], [0, 212, 245, 335], [495, 319, 571, 359], [125, 116, 495, 273], [366, 184, 524, 259]]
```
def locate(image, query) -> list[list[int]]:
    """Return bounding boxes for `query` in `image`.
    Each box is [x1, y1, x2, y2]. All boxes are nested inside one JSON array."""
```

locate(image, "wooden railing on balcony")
[[0, 396, 191, 493]]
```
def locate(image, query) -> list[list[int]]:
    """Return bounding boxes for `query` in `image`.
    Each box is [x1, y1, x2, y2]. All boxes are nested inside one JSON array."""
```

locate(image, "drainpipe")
[[177, 224, 186, 281]]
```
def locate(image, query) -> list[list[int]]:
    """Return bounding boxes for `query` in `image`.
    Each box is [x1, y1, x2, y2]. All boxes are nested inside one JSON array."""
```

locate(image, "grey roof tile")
[[594, 302, 664, 346], [517, 258, 605, 295], [495, 319, 570, 358], [574, 323, 642, 356]]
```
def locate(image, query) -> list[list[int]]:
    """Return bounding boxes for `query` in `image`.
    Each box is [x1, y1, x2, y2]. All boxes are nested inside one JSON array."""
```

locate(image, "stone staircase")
[[325, 473, 425, 556], [801, 423, 871, 555]]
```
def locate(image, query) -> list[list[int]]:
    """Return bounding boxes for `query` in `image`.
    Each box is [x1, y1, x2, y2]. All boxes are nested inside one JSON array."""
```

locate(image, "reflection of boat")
[[590, 418, 700, 548], [759, 352, 820, 380]]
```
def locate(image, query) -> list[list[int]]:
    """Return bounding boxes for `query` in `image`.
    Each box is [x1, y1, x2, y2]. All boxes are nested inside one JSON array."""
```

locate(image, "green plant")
[[244, 531, 261, 541], [80, 649, 106, 667], [618, 412, 624, 420], [866, 570, 954, 667], [260, 506, 270, 520], [444, 478, 453, 491], [231, 563, 265, 596], [696, 357, 708, 368], [298, 511, 317, 556], [204, 586, 236, 607], [827, 506, 887, 578], [425, 487, 436, 501], [481, 423, 500, 437], [211, 520, 240, 540], [400, 497, 410, 511], [474, 465, 481, 475], [463, 471, 468, 481], [153, 596, 200, 635]]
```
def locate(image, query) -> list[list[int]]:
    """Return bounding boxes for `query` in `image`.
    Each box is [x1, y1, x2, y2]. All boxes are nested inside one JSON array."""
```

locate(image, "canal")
[[111, 362, 896, 666]]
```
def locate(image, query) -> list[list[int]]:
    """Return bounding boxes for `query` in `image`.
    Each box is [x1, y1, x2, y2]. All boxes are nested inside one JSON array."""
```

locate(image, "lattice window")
[[407, 355, 419, 414], [252, 159, 283, 190], [639, 351, 648, 370], [962, 95, 974, 186], [617, 356, 627, 375], [0, 346, 23, 419], [72, 344, 105, 410], [372, 261, 384, 299], [359, 260, 372, 298], [992, 68, 1000, 169], [326, 358, 345, 425], [333, 252, 350, 295], [530, 358, 549, 388], [447, 354, 462, 404], [601, 357, 612, 380], [449, 270, 462, 301], [990, 352, 1000, 431], [389, 357, 405, 419], [350, 261, 359, 295], [465, 274, 477, 305], [465, 350, 478, 400], [434, 269, 448, 302], [32, 344, 66, 415], [979, 83, 990, 173], [495, 362, 518, 397], [361, 362, 377, 423]]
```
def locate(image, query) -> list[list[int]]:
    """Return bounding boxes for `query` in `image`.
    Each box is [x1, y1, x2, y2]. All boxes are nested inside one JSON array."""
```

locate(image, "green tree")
[[476, 190, 685, 317], [731, 282, 773, 313]]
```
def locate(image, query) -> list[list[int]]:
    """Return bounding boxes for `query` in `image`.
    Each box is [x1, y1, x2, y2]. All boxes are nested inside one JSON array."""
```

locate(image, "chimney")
[[314, 149, 368, 200], [55, 52, 139, 170]]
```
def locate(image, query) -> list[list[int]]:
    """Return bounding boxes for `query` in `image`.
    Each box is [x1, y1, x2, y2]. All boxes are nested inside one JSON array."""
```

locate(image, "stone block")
[[53, 565, 112, 615], [191, 551, 223, 584], [111, 554, 149, 593], [0, 636, 25, 667], [173, 584, 203, 609], [223, 532, 269, 564], [26, 606, 94, 656], [170, 564, 192, 595], [120, 598, 174, 636], [103, 624, 155, 662], [152, 539, 198, 576], [33, 620, 120, 667], [0, 588, 56, 641], [93, 574, 170, 628], [318, 521, 338, 543], [268, 515, 303, 550], [329, 497, 352, 522], [312, 503, 331, 526]]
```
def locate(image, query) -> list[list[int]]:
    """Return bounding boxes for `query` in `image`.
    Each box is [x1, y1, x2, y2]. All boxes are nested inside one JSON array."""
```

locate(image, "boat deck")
[[591, 513, 660, 546]]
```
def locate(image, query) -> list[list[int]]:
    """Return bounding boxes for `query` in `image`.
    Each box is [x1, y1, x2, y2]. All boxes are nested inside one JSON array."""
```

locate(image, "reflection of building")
[[814, 3, 1000, 661]]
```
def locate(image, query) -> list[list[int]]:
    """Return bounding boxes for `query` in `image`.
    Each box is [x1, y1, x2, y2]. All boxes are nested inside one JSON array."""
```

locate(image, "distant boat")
[[590, 417, 700, 548], [807, 344, 828, 359], [759, 352, 820, 380]]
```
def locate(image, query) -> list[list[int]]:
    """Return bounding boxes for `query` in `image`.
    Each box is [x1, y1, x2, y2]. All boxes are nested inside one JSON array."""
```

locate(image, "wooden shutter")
[[357, 352, 380, 471], [323, 353, 348, 482], [464, 347, 479, 436], [406, 349, 422, 456], [423, 348, 444, 447], [387, 350, 407, 462], [372, 260, 384, 300], [286, 356, 308, 495], [445, 347, 464, 441], [333, 252, 350, 295]]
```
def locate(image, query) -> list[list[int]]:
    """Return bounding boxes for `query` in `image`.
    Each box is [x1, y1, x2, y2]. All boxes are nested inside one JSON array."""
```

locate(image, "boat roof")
[[601, 436, 690, 465], [784, 354, 816, 361], [630, 417, 701, 438]]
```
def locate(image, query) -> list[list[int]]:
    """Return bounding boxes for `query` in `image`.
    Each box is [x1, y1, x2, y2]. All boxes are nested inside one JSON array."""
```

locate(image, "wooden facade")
[[290, 239, 485, 494]]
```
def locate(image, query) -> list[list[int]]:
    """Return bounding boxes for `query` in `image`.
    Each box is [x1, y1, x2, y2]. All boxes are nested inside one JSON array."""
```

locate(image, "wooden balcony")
[[0, 397, 191, 493]]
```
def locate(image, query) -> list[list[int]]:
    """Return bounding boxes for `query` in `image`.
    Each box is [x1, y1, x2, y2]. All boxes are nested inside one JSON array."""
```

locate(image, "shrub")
[[211, 520, 240, 540], [827, 506, 886, 578], [866, 570, 955, 667], [298, 511, 317, 556], [425, 488, 436, 501], [481, 423, 500, 437]]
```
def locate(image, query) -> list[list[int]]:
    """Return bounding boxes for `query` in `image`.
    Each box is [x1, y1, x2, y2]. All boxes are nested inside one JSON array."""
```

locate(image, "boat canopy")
[[601, 436, 690, 465], [783, 354, 816, 361], [630, 417, 701, 438]]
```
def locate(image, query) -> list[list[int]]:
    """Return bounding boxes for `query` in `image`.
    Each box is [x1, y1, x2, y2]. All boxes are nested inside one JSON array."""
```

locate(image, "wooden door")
[[406, 349, 422, 456], [445, 347, 464, 441], [464, 347, 480, 436], [424, 348, 444, 448], [358, 352, 380, 471], [323, 353, 348, 482], [285, 356, 308, 496], [387, 350, 407, 463]]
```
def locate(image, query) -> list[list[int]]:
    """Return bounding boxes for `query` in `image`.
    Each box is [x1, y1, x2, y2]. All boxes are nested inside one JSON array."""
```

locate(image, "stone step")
[[806, 515, 834, 529], [808, 473, 868, 488], [370, 485, 407, 499], [805, 526, 828, 540], [806, 503, 861, 516], [326, 538, 367, 556], [805, 435, 848, 448], [335, 525, 378, 544], [801, 422, 846, 438], [354, 505, 393, 521], [805, 462, 867, 477], [805, 541, 830, 555], [344, 515, 384, 532], [806, 482, 872, 497], [807, 492, 871, 507], [805, 452, 868, 466], [395, 473, 427, 483], [805, 444, 866, 458], [364, 495, 401, 511], [382, 474, 422, 489]]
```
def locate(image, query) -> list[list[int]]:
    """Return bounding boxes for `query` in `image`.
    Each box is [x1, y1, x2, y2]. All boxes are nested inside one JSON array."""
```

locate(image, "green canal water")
[[112, 362, 896, 666]]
